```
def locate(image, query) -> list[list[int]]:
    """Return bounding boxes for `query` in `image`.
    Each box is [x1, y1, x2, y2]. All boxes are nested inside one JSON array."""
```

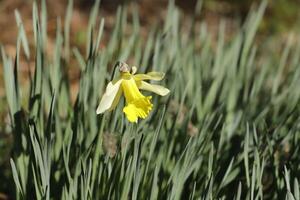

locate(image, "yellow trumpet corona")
[[96, 62, 170, 123]]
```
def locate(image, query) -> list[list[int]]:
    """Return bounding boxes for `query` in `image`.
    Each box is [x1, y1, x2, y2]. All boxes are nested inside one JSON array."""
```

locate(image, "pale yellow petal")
[[133, 72, 165, 81], [138, 81, 170, 96], [108, 87, 122, 111], [96, 79, 122, 114]]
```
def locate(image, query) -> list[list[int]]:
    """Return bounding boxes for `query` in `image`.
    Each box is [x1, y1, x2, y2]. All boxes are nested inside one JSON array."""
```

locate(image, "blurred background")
[[0, 0, 300, 80], [0, 0, 300, 198], [1, 0, 300, 57], [0, 0, 300, 82], [0, 0, 298, 93]]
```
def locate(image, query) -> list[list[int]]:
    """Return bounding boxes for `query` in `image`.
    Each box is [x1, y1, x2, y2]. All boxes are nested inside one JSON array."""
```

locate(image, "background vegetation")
[[0, 0, 300, 199]]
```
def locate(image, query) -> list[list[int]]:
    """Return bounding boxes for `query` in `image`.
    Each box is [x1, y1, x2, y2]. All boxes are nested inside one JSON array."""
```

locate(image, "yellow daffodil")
[[96, 62, 170, 123]]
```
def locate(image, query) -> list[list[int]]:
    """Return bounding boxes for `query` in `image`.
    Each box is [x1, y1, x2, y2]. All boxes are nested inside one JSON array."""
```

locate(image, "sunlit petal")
[[138, 81, 170, 96], [96, 79, 122, 114], [133, 72, 165, 81], [108, 87, 122, 111]]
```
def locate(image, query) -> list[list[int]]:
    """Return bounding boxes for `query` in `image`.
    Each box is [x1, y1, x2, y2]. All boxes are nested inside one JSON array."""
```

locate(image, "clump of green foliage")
[[1, 0, 300, 199]]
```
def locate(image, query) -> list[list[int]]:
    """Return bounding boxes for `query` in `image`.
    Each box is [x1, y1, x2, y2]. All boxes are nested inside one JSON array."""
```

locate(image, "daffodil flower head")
[[96, 62, 170, 123]]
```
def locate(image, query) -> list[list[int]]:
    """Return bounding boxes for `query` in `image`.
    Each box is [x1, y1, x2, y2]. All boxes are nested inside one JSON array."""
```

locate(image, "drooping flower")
[[96, 62, 170, 123]]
